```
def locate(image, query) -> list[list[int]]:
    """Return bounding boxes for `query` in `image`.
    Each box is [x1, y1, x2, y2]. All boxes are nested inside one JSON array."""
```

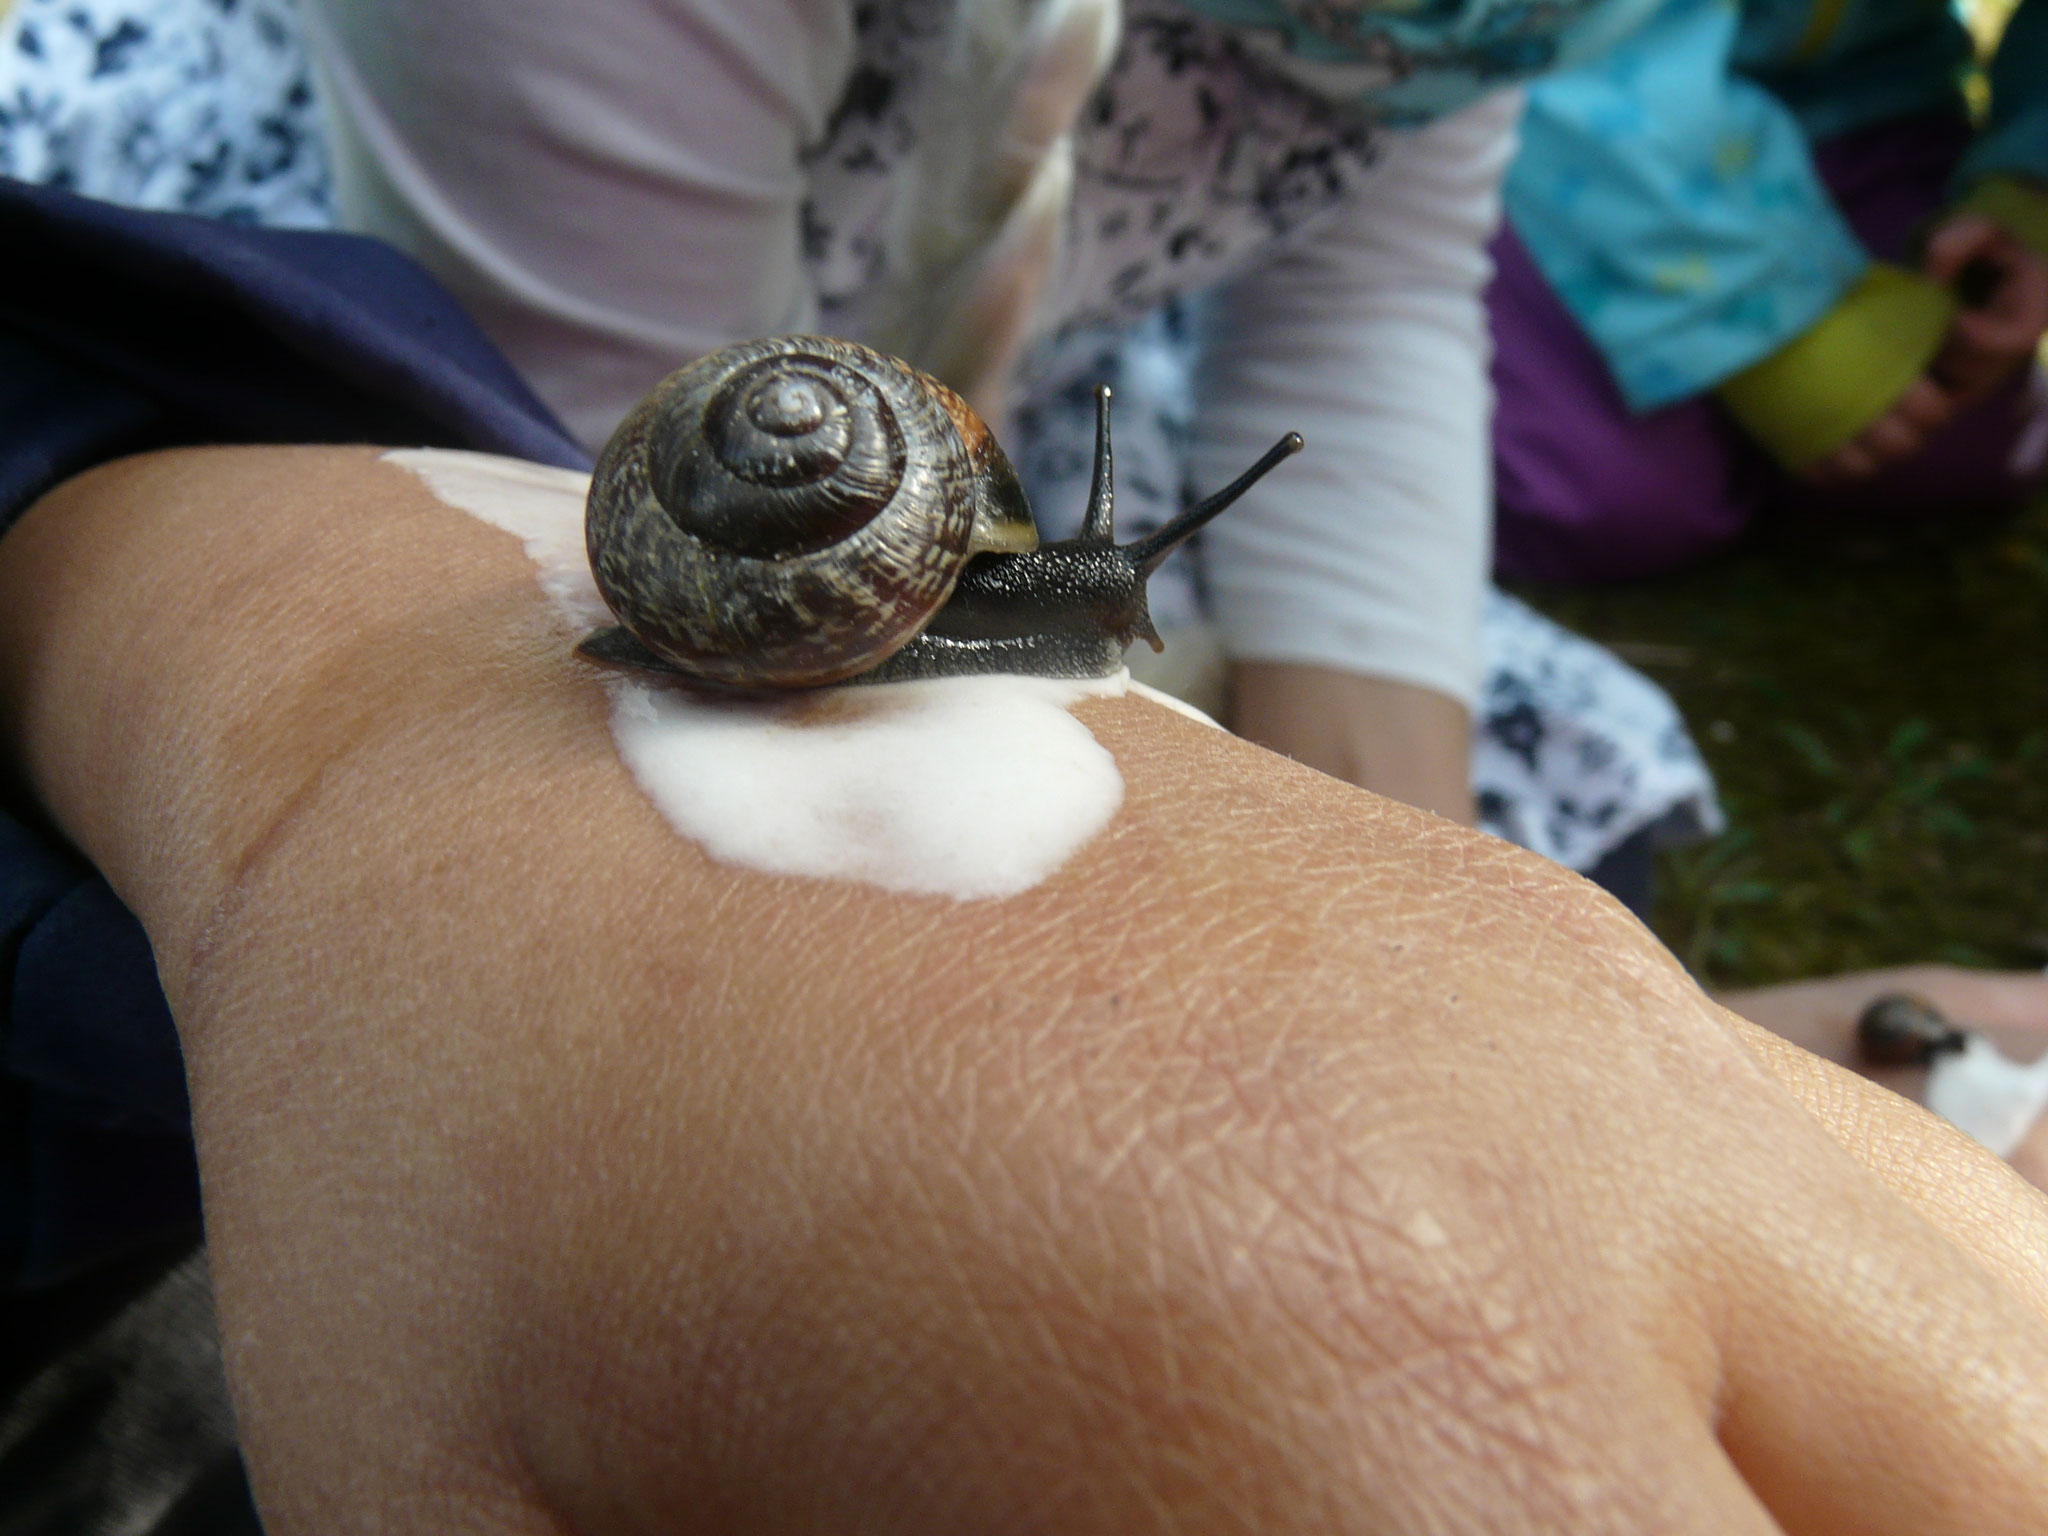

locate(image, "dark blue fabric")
[[0, 177, 594, 1285], [0, 177, 589, 525], [14, 880, 190, 1131], [0, 333, 163, 530]]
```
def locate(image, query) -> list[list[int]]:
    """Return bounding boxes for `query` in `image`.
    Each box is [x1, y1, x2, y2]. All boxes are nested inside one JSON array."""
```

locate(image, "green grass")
[[1519, 492, 2048, 987]]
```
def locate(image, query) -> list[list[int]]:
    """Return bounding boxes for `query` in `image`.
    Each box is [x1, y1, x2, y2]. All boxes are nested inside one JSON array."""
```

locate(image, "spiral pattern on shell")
[[585, 336, 1035, 688]]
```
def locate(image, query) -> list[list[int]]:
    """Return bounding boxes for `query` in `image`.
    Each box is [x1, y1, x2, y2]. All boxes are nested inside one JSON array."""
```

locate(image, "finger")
[[1381, 1372, 1789, 1536], [1888, 376, 1956, 435], [1568, 1407, 1792, 1536], [1923, 213, 2003, 285], [2008, 1111, 2048, 1191], [1728, 1011, 2048, 1320], [1664, 1432, 1791, 1536], [1928, 352, 2007, 410], [1712, 964, 2048, 1065], [1951, 231, 2048, 327], [1882, 965, 2048, 1047], [1829, 439, 1879, 479], [1997, 241, 2048, 329], [1933, 344, 2025, 411], [1952, 302, 2043, 361], [1859, 408, 1925, 462], [1715, 964, 2048, 1035], [1715, 1158, 2048, 1536]]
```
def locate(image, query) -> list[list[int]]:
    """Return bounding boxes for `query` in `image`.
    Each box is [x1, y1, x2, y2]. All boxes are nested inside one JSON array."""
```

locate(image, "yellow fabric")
[[1953, 175, 2048, 264], [1716, 263, 1954, 468]]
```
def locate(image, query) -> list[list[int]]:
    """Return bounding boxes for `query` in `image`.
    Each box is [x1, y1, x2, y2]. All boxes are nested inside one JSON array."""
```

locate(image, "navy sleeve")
[[0, 176, 593, 1284]]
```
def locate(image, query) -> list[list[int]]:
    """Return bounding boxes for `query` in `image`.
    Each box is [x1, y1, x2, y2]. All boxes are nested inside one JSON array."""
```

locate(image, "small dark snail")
[[578, 334, 1302, 688], [1855, 992, 1972, 1068]]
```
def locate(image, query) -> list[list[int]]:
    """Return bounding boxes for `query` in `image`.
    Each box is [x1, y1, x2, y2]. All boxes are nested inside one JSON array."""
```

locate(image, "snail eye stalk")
[[1079, 385, 1117, 544], [1128, 430, 1305, 577]]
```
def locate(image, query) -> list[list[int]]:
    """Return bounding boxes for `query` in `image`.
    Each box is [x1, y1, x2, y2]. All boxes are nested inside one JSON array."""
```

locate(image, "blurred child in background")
[[1491, 0, 2048, 583]]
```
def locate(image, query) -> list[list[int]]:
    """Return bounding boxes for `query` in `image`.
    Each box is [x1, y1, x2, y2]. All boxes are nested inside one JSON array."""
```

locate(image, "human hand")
[[1924, 213, 2048, 407], [1800, 376, 1956, 485], [9, 448, 2048, 1534], [1803, 216, 2048, 485]]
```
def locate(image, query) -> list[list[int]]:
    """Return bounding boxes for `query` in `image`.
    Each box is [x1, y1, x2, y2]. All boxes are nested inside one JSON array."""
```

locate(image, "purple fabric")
[[1490, 114, 2048, 586]]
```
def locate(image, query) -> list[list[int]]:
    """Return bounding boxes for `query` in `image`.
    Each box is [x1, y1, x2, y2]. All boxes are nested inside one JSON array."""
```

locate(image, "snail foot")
[[859, 629, 1124, 685], [576, 625, 678, 675]]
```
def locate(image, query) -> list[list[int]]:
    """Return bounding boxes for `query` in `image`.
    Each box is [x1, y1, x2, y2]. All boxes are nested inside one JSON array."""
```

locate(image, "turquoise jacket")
[[1503, 0, 2048, 444], [1171, 0, 1669, 125]]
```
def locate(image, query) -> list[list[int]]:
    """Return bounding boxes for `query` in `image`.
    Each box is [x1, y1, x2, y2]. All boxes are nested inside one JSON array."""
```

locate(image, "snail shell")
[[585, 335, 1039, 689]]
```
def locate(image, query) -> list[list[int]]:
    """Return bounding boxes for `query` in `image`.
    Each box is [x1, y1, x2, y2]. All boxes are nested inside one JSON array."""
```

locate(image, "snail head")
[[904, 386, 1304, 679]]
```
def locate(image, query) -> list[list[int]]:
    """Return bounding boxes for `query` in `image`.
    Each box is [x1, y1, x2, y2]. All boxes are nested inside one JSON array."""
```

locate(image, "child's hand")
[[1924, 212, 2048, 407], [1801, 376, 1955, 484], [1801, 213, 2046, 486]]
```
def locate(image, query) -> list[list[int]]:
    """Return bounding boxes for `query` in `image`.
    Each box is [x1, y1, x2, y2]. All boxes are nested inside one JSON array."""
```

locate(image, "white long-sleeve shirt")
[[303, 0, 1514, 707]]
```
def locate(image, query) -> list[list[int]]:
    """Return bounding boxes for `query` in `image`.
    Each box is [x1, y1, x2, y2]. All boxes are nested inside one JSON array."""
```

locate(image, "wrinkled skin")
[[4, 446, 2048, 1535]]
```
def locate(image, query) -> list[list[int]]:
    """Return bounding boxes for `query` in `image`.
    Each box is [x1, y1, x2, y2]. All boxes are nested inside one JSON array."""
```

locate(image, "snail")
[[578, 335, 1302, 688], [1856, 992, 1972, 1068]]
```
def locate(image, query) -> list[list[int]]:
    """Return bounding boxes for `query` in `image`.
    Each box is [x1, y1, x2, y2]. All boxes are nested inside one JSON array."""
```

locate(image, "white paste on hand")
[[385, 449, 1131, 899], [387, 451, 615, 632], [1128, 679, 1221, 729], [1925, 1034, 2048, 1158]]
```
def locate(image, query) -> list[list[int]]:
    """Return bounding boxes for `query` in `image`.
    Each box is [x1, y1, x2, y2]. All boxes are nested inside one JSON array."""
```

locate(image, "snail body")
[[580, 335, 1301, 689]]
